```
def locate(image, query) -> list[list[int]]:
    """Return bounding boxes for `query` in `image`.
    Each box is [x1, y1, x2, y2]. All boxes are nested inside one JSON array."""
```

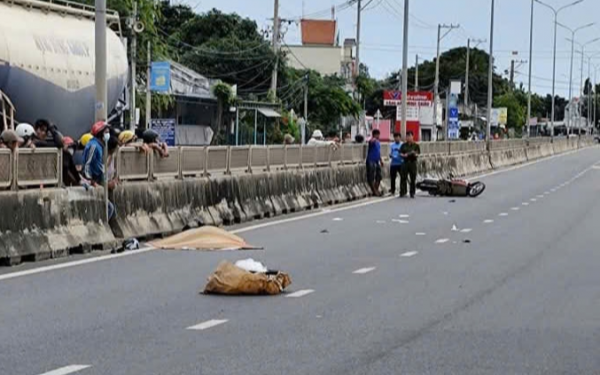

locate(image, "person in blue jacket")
[[389, 132, 404, 196], [83, 121, 115, 219]]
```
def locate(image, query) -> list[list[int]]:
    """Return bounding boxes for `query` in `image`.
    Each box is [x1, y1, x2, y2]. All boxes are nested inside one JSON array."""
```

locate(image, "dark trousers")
[[401, 162, 418, 197], [390, 165, 402, 195]]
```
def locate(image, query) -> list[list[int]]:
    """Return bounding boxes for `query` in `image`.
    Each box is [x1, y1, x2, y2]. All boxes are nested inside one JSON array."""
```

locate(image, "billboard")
[[150, 61, 171, 92], [151, 118, 176, 146], [383, 91, 433, 106]]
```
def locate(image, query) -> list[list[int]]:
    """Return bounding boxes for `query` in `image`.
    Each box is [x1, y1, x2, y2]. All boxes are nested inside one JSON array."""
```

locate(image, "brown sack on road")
[[150, 226, 261, 251], [203, 261, 292, 296]]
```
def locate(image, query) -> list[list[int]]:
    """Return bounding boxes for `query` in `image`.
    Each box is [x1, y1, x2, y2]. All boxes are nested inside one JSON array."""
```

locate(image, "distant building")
[[283, 19, 355, 81]]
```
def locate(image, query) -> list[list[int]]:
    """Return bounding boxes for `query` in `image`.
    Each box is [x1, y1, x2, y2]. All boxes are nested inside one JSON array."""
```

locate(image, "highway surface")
[[1, 147, 600, 375]]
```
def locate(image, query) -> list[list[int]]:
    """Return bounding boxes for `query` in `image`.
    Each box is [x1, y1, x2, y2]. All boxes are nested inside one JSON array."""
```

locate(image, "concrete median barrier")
[[489, 148, 528, 169], [0, 188, 116, 266], [110, 165, 371, 241], [4, 139, 599, 265]]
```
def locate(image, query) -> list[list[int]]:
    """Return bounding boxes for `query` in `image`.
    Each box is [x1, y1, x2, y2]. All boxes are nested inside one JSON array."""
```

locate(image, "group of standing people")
[[366, 129, 421, 198]]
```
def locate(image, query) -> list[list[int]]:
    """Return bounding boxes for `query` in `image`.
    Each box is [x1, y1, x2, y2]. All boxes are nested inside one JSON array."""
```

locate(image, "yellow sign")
[[498, 107, 508, 125]]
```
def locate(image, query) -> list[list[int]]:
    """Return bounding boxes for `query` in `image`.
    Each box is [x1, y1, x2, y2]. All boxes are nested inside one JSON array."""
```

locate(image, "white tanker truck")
[[0, 0, 128, 138]]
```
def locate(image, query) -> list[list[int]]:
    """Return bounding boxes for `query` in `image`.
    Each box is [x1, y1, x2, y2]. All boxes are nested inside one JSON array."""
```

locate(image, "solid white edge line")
[[186, 319, 228, 331], [401, 251, 419, 257], [0, 247, 154, 282], [286, 289, 315, 298], [353, 267, 377, 274], [38, 365, 92, 375]]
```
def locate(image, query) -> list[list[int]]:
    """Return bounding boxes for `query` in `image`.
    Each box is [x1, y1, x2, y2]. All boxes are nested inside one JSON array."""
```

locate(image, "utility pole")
[[400, 0, 409, 139], [415, 54, 419, 91], [509, 59, 515, 87], [527, 0, 533, 138], [95, 0, 109, 222], [465, 39, 470, 111], [129, 1, 137, 130], [270, 0, 280, 96], [434, 23, 459, 139], [486, 0, 495, 145], [303, 74, 308, 144], [465, 38, 485, 115], [146, 40, 151, 129], [355, 0, 362, 77]]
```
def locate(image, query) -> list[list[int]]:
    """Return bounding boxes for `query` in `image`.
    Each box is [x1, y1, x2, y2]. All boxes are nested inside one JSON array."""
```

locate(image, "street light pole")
[[535, 0, 585, 139], [557, 22, 594, 133], [400, 0, 409, 139], [486, 0, 495, 145], [527, 0, 534, 138]]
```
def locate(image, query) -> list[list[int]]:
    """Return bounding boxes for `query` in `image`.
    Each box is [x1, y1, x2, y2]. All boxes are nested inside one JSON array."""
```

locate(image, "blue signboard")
[[151, 118, 176, 146], [448, 101, 460, 140], [150, 61, 171, 92]]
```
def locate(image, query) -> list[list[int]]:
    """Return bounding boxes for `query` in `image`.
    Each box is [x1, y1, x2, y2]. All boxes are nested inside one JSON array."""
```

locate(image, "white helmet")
[[16, 123, 35, 138], [312, 130, 324, 139]]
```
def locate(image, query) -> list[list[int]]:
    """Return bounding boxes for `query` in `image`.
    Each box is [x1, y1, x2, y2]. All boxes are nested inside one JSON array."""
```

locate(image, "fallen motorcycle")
[[416, 177, 486, 198]]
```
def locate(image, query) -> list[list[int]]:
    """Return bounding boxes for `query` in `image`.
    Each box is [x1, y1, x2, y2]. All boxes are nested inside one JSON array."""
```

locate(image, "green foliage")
[[281, 69, 359, 135], [494, 92, 526, 129]]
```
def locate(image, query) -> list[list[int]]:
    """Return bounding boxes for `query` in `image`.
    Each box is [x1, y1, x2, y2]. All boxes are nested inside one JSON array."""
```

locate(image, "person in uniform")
[[400, 131, 421, 198]]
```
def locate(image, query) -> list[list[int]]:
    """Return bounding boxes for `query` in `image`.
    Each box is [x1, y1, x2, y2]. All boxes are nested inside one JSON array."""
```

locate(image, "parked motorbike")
[[416, 176, 486, 198]]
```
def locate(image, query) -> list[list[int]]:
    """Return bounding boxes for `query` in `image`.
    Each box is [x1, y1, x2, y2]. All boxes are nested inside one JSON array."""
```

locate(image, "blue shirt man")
[[83, 137, 105, 184], [390, 138, 404, 166], [389, 132, 403, 196], [366, 129, 383, 196]]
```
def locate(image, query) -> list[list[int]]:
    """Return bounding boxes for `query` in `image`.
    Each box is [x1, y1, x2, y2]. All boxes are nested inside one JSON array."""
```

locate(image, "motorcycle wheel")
[[468, 182, 486, 197]]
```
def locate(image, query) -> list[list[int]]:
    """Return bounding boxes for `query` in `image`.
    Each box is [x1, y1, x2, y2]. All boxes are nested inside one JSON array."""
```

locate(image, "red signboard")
[[394, 121, 421, 142], [384, 91, 434, 107]]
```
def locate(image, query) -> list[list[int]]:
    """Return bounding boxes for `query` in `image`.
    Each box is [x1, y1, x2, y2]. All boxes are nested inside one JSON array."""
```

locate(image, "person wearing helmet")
[[307, 129, 336, 148], [80, 133, 93, 147], [33, 119, 64, 149], [118, 130, 136, 146], [15, 123, 37, 149], [0, 130, 23, 152], [119, 129, 149, 153], [142, 129, 169, 158], [62, 136, 89, 188], [83, 121, 116, 219]]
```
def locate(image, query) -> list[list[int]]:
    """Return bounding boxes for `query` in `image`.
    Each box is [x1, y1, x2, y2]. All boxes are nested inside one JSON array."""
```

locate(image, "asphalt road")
[[2, 147, 600, 375]]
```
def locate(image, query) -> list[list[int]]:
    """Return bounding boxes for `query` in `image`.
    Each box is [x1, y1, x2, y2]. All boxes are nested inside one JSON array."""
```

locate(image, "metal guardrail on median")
[[2, 137, 574, 190], [16, 148, 61, 188], [0, 149, 12, 189]]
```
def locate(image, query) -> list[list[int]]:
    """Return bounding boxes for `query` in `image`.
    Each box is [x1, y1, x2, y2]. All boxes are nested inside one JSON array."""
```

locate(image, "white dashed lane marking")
[[415, 232, 426, 236], [399, 214, 410, 218], [435, 238, 450, 244], [37, 366, 92, 375], [401, 251, 419, 257], [530, 198, 537, 202], [353, 267, 376, 274], [499, 213, 509, 217], [392, 219, 410, 224], [187, 319, 229, 331], [484, 219, 494, 224], [460, 228, 473, 233], [522, 202, 530, 206], [332, 218, 344, 222], [286, 289, 315, 298], [511, 207, 520, 211]]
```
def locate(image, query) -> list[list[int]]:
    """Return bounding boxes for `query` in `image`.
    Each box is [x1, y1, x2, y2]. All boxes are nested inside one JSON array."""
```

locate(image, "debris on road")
[[150, 226, 261, 251], [123, 238, 140, 251], [449, 199, 456, 203], [235, 258, 268, 273], [203, 261, 292, 296], [463, 239, 472, 243], [451, 224, 459, 231], [320, 229, 329, 234]]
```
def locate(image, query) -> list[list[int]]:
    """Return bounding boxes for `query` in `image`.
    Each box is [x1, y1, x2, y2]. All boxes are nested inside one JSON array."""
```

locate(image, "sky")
[[184, 0, 600, 99]]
